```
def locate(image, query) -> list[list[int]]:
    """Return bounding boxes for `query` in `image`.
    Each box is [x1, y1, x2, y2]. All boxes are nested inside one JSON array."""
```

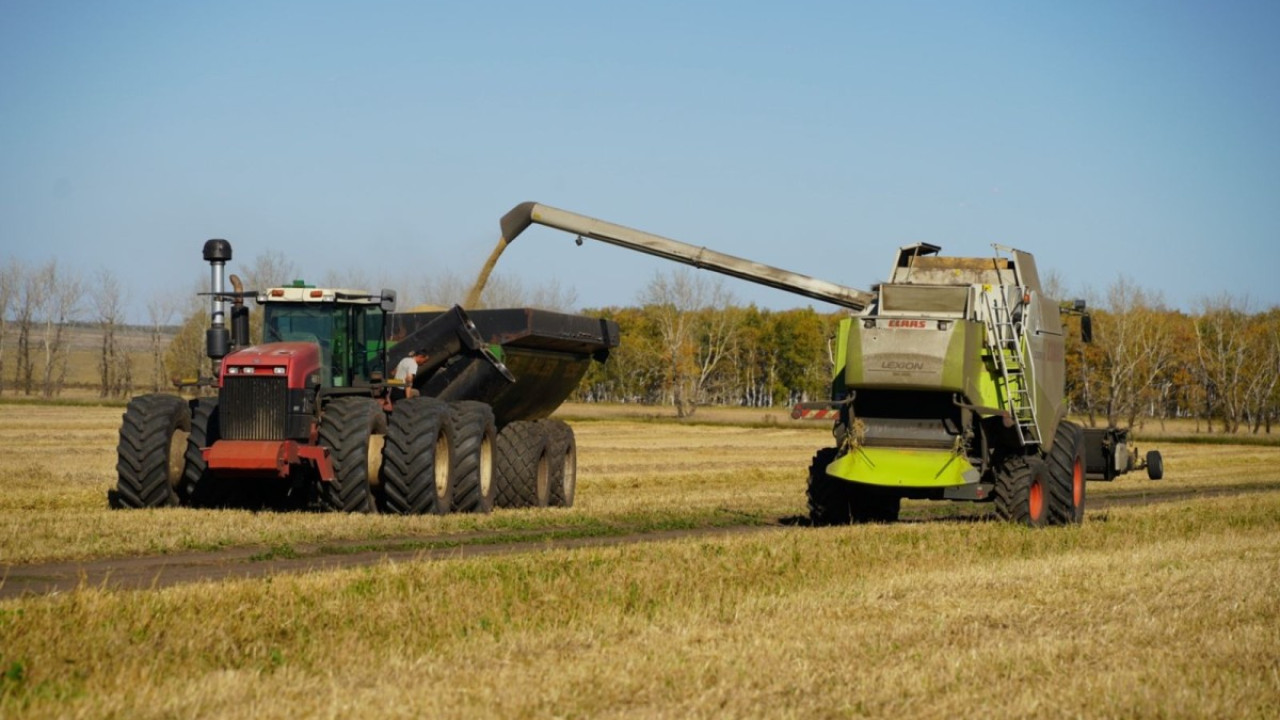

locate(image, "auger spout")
[[499, 202, 873, 311]]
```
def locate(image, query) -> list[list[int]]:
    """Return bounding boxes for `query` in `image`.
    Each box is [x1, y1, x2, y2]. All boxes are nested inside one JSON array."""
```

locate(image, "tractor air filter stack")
[[203, 239, 233, 370]]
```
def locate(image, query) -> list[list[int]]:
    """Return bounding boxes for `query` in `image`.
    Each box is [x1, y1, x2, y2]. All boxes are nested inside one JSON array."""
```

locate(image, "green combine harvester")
[[499, 202, 1096, 526]]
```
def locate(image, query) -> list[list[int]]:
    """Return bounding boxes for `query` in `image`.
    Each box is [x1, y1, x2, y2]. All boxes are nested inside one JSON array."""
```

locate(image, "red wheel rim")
[[1030, 479, 1044, 520], [1072, 456, 1084, 507]]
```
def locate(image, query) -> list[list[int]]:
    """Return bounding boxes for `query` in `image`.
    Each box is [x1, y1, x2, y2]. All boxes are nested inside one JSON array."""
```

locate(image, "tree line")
[[3, 253, 1277, 434], [0, 257, 176, 399], [575, 271, 1279, 432]]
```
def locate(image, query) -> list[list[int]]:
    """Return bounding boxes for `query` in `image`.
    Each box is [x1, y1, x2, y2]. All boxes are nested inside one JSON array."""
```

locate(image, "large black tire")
[[542, 420, 577, 508], [318, 397, 386, 513], [994, 456, 1052, 527], [495, 421, 550, 509], [1146, 450, 1164, 480], [808, 448, 852, 526], [449, 401, 496, 513], [180, 397, 230, 508], [807, 448, 900, 525], [115, 394, 190, 508], [854, 487, 901, 523], [381, 397, 453, 515], [1046, 420, 1086, 525]]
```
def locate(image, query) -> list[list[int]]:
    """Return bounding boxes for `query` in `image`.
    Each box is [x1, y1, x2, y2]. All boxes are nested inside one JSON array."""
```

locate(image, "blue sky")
[[2, 0, 1278, 320]]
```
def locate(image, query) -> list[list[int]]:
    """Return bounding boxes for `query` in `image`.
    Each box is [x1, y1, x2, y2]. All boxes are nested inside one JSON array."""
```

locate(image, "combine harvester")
[[497, 202, 1105, 526], [114, 240, 617, 514]]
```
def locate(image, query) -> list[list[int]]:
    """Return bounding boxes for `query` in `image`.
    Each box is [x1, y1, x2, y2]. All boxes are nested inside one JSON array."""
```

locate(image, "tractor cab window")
[[263, 303, 386, 387]]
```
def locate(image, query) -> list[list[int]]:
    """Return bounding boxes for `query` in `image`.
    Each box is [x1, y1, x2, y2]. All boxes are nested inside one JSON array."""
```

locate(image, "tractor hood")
[[220, 342, 322, 389]]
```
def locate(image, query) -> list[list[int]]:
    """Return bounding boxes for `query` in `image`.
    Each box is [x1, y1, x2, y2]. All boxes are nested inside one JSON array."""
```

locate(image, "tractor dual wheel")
[[181, 397, 230, 508], [380, 397, 453, 515], [115, 394, 191, 509], [994, 456, 1052, 527], [494, 421, 551, 509], [449, 401, 497, 513], [1046, 420, 1087, 525], [318, 397, 387, 513], [542, 420, 577, 508]]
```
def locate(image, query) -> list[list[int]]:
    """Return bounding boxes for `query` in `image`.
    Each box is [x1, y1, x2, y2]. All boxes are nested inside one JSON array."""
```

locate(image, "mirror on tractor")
[[380, 289, 397, 313], [1080, 313, 1093, 343]]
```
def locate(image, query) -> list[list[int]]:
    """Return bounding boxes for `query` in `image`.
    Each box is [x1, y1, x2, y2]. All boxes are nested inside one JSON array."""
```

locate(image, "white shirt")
[[394, 356, 418, 384]]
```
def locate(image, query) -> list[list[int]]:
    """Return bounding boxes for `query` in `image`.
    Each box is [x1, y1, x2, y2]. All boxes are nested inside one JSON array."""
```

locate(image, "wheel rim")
[[1072, 456, 1084, 507], [562, 443, 577, 504], [1029, 478, 1044, 520], [433, 430, 450, 506], [535, 450, 550, 506], [366, 433, 385, 486], [478, 431, 493, 497], [167, 428, 189, 489]]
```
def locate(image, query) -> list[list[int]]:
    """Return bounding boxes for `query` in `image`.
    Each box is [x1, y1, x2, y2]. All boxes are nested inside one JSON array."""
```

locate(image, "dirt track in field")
[[3, 481, 1277, 599]]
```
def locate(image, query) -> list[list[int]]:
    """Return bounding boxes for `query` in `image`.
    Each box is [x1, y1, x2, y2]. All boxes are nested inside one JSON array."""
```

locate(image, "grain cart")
[[497, 202, 1092, 526], [114, 239, 617, 513]]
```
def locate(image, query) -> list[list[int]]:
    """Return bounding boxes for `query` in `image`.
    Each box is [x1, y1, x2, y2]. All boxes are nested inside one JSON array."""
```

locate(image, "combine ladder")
[[982, 287, 1041, 447]]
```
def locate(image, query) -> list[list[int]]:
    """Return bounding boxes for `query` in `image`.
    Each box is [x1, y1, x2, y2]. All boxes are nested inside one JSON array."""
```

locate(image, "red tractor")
[[114, 240, 616, 513]]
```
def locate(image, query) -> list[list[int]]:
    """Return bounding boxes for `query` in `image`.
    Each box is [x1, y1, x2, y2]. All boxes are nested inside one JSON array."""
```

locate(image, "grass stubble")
[[0, 403, 1278, 717]]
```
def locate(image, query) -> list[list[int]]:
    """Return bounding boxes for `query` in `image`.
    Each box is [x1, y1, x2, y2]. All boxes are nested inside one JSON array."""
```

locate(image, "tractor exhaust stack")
[[202, 239, 233, 372]]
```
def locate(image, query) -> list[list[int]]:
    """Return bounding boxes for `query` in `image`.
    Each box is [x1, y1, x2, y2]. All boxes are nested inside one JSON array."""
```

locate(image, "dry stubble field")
[[1, 401, 1278, 718]]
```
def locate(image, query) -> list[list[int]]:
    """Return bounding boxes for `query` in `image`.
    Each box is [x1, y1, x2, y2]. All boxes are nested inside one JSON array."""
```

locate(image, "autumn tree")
[[95, 269, 133, 398], [637, 269, 739, 418], [1193, 295, 1252, 432], [0, 258, 18, 395]]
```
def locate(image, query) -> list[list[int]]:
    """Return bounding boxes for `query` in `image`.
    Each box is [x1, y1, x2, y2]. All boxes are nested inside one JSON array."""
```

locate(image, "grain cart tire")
[[808, 448, 854, 526], [543, 420, 577, 508], [180, 398, 231, 508], [994, 456, 1052, 527], [449, 401, 496, 513], [381, 397, 453, 515], [1146, 450, 1164, 480], [115, 394, 191, 509], [318, 397, 386, 513], [494, 421, 550, 508], [1047, 421, 1087, 525]]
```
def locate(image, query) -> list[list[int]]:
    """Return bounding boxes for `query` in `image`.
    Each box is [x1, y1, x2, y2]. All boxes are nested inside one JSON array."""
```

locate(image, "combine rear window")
[[879, 285, 968, 316]]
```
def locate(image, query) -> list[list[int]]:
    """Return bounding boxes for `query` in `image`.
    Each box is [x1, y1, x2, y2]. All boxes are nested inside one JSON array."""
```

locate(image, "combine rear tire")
[[994, 456, 1052, 527], [543, 420, 577, 508], [449, 401, 496, 513], [318, 397, 386, 513], [115, 394, 190, 508], [808, 448, 852, 525], [181, 398, 229, 508], [807, 448, 899, 525], [1046, 421, 1086, 525], [494, 421, 550, 508], [1146, 450, 1164, 480], [381, 397, 453, 515], [852, 486, 901, 523]]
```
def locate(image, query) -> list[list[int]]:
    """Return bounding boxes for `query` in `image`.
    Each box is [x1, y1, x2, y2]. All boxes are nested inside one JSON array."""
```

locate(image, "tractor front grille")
[[220, 376, 288, 440]]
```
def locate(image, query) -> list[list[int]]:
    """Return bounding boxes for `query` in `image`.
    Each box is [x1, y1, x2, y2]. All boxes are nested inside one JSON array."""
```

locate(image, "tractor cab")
[[257, 282, 396, 389]]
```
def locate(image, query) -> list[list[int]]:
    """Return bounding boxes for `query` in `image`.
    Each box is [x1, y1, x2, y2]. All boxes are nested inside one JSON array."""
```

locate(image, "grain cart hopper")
[[498, 202, 1092, 526], [114, 239, 617, 514]]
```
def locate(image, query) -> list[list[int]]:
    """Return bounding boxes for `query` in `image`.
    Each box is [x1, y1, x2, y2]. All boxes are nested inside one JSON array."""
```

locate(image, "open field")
[[1, 403, 1279, 717]]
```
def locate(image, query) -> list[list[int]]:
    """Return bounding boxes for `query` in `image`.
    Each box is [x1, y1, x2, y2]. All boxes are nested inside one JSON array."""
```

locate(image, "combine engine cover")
[[825, 243, 1066, 496]]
